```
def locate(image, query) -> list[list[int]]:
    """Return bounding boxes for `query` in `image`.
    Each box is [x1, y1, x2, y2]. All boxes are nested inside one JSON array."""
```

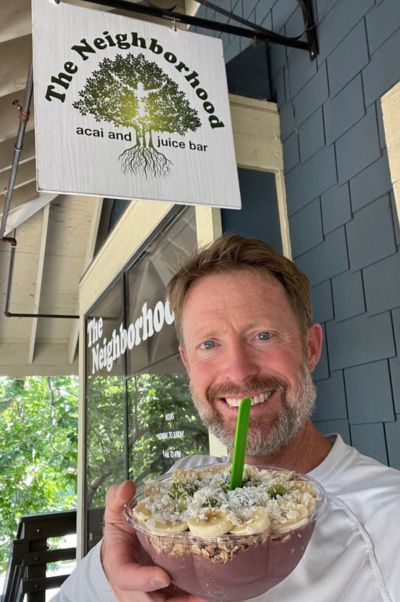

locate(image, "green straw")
[[229, 397, 251, 490]]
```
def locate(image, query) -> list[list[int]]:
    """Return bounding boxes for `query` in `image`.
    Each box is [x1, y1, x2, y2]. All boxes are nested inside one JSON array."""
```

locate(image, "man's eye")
[[200, 340, 215, 350], [257, 331, 271, 341]]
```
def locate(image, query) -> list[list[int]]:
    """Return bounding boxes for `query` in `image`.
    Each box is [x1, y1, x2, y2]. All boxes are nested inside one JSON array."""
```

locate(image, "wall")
[[222, 169, 282, 252], [194, 0, 400, 468]]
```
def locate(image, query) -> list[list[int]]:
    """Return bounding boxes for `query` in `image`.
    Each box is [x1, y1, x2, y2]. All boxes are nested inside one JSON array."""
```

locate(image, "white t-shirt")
[[54, 435, 400, 601]]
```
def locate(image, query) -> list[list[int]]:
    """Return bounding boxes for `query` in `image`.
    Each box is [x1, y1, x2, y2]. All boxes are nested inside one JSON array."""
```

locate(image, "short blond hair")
[[168, 234, 313, 341]]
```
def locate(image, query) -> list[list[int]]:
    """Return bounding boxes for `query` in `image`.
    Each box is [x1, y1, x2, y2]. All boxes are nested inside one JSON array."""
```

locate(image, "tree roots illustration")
[[119, 145, 172, 177], [73, 53, 202, 180]]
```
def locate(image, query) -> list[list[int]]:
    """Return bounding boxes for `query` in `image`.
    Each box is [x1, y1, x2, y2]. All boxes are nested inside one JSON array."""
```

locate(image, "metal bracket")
[[80, 0, 318, 60], [297, 0, 318, 60]]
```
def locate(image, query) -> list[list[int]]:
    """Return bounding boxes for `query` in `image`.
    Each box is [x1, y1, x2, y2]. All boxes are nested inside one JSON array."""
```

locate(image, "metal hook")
[[171, 19, 177, 32], [12, 100, 30, 123]]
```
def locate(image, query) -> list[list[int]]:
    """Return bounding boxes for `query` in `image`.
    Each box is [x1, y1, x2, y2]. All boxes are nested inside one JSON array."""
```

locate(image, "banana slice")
[[230, 506, 271, 535], [291, 480, 317, 496], [133, 498, 152, 524], [152, 519, 188, 533], [274, 517, 308, 533], [133, 499, 188, 532], [304, 496, 317, 513], [187, 509, 234, 536], [274, 504, 310, 533], [194, 465, 227, 480]]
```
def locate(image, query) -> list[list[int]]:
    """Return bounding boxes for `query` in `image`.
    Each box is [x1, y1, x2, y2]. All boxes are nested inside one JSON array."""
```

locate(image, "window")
[[84, 207, 208, 551]]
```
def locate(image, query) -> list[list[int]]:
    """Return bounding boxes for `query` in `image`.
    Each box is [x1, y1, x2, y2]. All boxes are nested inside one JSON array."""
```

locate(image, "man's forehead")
[[183, 268, 284, 300], [180, 269, 291, 323]]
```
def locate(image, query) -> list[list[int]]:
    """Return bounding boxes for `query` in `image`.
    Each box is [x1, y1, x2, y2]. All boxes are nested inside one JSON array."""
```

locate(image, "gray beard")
[[191, 364, 317, 457]]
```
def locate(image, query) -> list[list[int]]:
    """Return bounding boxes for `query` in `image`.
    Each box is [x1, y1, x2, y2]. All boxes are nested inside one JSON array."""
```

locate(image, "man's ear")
[[179, 345, 189, 374], [306, 323, 323, 373]]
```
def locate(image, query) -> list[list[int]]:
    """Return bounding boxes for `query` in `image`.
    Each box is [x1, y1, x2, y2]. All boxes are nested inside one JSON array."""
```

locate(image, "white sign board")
[[31, 0, 241, 209]]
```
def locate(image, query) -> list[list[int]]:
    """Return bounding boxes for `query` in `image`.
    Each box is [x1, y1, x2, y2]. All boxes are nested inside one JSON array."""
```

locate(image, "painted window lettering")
[[87, 299, 174, 374]]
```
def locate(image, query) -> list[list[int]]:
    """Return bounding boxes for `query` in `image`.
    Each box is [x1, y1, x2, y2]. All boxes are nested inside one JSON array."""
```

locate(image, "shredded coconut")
[[133, 464, 320, 535]]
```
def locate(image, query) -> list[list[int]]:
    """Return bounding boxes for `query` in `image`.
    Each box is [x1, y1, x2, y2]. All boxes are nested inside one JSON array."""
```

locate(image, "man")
[[56, 234, 400, 601]]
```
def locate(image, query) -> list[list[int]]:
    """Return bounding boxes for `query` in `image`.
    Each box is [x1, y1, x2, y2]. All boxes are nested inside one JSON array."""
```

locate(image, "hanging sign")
[[31, 0, 241, 209]]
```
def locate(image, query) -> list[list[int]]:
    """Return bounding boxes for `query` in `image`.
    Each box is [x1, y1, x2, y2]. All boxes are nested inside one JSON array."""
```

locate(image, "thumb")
[[104, 480, 136, 523]]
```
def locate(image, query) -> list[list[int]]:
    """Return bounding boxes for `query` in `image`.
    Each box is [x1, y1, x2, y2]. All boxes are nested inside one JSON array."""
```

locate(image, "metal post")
[[0, 64, 34, 239]]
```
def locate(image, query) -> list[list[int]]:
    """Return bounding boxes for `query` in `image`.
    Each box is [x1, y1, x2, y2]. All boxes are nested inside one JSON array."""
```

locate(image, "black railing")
[[2, 510, 77, 602]]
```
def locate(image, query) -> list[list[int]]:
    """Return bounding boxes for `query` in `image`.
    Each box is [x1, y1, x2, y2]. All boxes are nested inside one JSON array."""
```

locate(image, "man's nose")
[[220, 341, 260, 382]]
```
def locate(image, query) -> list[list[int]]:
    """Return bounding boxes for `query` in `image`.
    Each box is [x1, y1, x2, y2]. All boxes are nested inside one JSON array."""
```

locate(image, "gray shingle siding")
[[196, 0, 400, 467]]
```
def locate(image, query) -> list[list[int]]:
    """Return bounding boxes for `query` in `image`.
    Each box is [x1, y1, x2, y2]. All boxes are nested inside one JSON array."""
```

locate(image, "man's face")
[[179, 269, 322, 456]]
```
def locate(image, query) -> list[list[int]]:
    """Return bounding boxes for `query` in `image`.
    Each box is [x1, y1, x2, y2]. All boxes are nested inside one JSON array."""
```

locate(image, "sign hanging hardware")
[[12, 99, 30, 124], [79, 0, 318, 60]]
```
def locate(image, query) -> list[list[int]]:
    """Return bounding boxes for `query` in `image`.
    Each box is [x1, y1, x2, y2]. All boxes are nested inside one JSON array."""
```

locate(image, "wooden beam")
[[0, 0, 31, 44], [68, 198, 103, 364], [184, 0, 200, 17], [28, 204, 50, 363], [229, 94, 282, 173], [2, 192, 57, 235], [0, 342, 78, 375]]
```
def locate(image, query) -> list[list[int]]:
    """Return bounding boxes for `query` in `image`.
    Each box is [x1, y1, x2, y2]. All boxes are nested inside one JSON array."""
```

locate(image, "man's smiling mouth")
[[223, 390, 276, 407]]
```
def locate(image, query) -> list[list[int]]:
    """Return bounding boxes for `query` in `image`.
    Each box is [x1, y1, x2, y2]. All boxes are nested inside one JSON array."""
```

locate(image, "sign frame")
[[31, 0, 241, 209]]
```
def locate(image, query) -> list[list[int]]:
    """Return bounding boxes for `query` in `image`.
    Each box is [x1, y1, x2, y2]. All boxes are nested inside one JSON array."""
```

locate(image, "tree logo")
[[73, 53, 201, 177]]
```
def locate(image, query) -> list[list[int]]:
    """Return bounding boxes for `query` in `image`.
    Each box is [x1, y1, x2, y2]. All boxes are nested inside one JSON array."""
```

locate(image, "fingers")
[[111, 560, 171, 592], [104, 480, 136, 523], [102, 480, 171, 593], [113, 586, 167, 602], [103, 530, 171, 592], [166, 594, 207, 602]]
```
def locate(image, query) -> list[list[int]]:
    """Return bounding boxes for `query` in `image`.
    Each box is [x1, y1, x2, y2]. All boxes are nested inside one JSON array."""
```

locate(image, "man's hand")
[[101, 480, 204, 602]]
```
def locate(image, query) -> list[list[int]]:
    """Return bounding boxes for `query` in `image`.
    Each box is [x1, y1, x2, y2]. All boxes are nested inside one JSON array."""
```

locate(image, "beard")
[[190, 363, 317, 457]]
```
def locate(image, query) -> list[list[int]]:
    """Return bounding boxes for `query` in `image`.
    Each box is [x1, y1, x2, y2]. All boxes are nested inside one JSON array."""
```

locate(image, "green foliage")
[[73, 53, 201, 140], [129, 372, 209, 484], [86, 372, 208, 508], [86, 375, 126, 508], [0, 376, 78, 572], [0, 372, 209, 571]]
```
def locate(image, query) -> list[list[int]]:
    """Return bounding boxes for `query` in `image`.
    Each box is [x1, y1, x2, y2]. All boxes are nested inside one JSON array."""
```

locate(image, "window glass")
[[84, 207, 209, 551], [85, 278, 126, 511], [126, 207, 208, 482], [128, 371, 208, 486]]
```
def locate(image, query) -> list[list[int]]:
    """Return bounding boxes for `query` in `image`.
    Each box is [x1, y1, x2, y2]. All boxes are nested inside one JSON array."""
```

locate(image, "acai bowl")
[[123, 463, 326, 601]]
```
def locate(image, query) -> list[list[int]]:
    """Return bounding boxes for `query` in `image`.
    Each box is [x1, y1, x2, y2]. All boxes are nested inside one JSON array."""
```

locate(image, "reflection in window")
[[84, 207, 208, 551], [86, 375, 126, 508], [128, 372, 208, 488], [85, 276, 125, 512]]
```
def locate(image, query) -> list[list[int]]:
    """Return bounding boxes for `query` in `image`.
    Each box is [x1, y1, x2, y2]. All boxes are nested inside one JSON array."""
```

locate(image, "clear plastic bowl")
[[123, 464, 326, 601]]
